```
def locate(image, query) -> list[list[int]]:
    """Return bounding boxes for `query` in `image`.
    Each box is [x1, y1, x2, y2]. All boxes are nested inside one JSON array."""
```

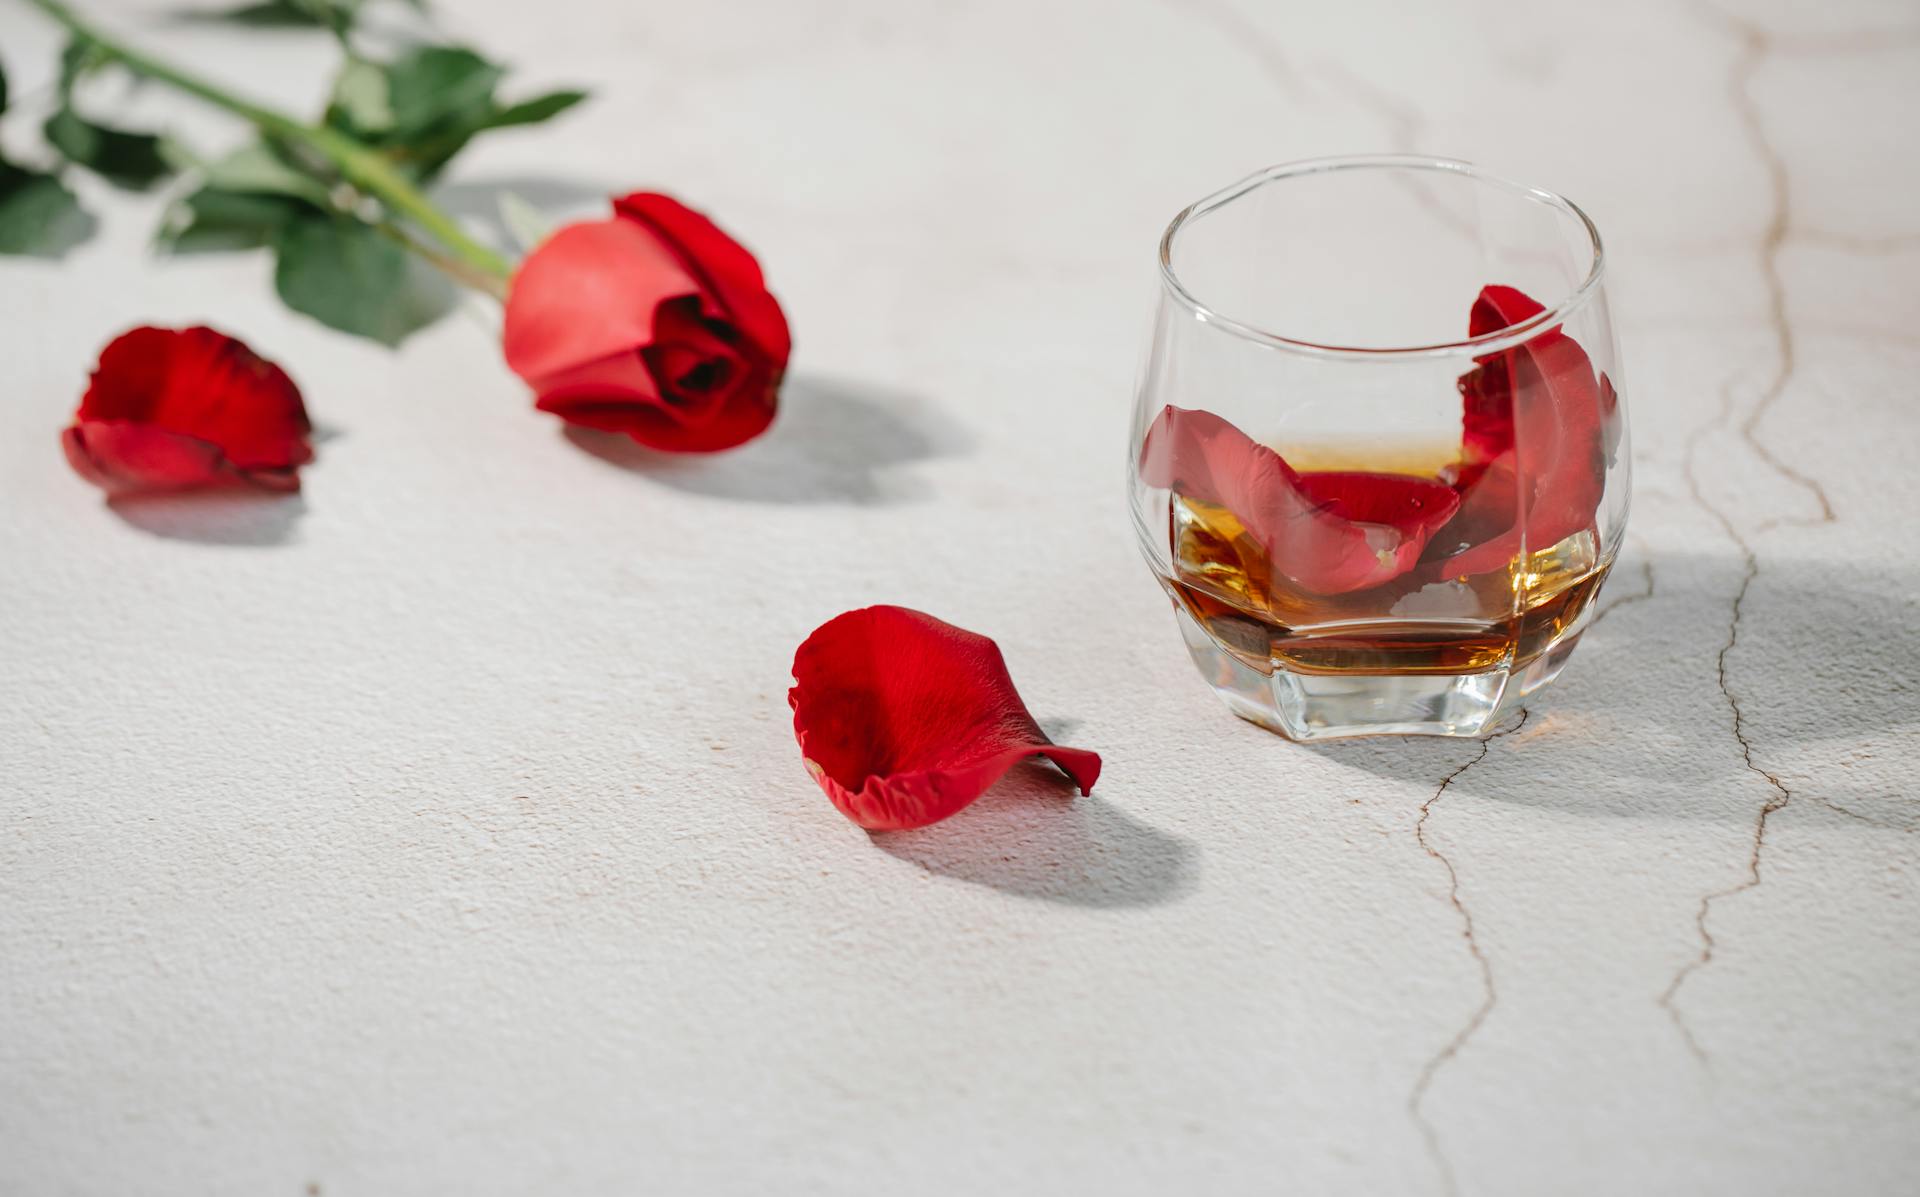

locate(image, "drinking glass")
[[1128, 156, 1629, 740]]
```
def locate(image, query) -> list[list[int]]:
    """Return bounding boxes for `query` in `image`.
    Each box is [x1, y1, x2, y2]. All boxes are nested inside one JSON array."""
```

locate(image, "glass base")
[[1171, 603, 1584, 740]]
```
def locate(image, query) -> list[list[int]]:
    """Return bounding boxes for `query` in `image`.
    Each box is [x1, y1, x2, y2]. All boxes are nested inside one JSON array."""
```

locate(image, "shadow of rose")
[[561, 373, 972, 504], [433, 175, 619, 250], [1291, 549, 1920, 828], [872, 760, 1199, 909], [106, 490, 306, 547]]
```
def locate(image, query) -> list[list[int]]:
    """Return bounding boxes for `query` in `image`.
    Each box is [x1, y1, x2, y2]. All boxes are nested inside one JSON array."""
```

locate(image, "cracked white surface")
[[2, 1, 1917, 1193]]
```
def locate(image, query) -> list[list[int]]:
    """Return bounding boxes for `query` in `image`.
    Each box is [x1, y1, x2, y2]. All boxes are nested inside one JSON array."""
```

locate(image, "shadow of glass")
[[107, 490, 306, 546], [562, 374, 971, 504], [1294, 549, 1920, 825], [872, 762, 1199, 909]]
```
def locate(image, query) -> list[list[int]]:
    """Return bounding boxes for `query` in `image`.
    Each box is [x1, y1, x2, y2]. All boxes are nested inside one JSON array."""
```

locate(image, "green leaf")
[[384, 46, 502, 138], [0, 55, 10, 117], [482, 89, 588, 130], [56, 38, 103, 94], [156, 133, 204, 174], [163, 186, 307, 252], [44, 107, 173, 190], [180, 0, 378, 32], [0, 162, 94, 257], [187, 0, 341, 27], [320, 48, 584, 183], [202, 141, 334, 206], [196, 1, 331, 27], [327, 57, 393, 138], [273, 214, 453, 346], [163, 141, 331, 253]]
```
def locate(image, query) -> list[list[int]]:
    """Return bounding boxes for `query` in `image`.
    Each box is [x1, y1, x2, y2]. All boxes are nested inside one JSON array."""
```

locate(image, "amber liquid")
[[1163, 486, 1608, 679]]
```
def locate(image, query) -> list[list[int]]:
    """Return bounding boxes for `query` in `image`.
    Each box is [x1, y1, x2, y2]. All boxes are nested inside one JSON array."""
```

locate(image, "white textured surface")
[[4, 2, 1919, 1194]]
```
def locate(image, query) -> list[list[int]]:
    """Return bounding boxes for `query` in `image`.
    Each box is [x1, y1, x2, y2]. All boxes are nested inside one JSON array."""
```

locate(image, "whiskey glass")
[[1128, 156, 1629, 740]]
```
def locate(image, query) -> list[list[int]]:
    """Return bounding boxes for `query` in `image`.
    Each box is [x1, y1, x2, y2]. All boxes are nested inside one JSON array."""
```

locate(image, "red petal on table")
[[789, 606, 1102, 832], [613, 192, 793, 367], [63, 326, 312, 494], [62, 422, 226, 494], [1140, 406, 1460, 595]]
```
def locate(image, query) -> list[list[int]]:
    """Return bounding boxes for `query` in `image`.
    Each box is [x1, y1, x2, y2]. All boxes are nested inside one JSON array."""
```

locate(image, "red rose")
[[502, 192, 793, 453], [61, 326, 314, 495]]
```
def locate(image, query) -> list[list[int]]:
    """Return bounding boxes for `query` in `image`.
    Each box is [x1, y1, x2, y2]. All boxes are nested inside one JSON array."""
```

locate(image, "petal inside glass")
[[1128, 156, 1631, 740]]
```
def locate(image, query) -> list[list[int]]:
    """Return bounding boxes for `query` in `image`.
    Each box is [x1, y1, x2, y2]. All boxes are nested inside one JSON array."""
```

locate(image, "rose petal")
[[1141, 406, 1461, 595], [64, 327, 312, 495], [1421, 459, 1522, 577], [62, 422, 228, 493], [1427, 285, 1609, 572], [613, 192, 792, 367], [638, 295, 750, 428], [525, 293, 778, 451], [502, 216, 704, 389], [534, 357, 779, 453], [789, 606, 1102, 832], [1598, 371, 1624, 464], [1296, 470, 1466, 583]]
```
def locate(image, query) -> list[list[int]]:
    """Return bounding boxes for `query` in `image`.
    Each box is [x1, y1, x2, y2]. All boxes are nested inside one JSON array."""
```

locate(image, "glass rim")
[[1157, 154, 1607, 360]]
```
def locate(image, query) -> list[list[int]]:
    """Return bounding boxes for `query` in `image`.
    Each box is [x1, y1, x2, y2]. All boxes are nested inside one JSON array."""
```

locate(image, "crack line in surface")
[[1668, 392, 1785, 1064], [1662, 5, 1894, 1062], [1408, 709, 1530, 1197], [1721, 20, 1836, 527]]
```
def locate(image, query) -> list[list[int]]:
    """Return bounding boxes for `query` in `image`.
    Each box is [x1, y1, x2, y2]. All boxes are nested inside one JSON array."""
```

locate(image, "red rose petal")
[[1427, 285, 1609, 573], [637, 294, 750, 428], [613, 192, 792, 367], [536, 372, 777, 453], [63, 326, 312, 494], [1140, 406, 1461, 595], [502, 216, 702, 390], [62, 422, 226, 494], [525, 294, 778, 452], [1598, 371, 1624, 463], [789, 606, 1102, 832]]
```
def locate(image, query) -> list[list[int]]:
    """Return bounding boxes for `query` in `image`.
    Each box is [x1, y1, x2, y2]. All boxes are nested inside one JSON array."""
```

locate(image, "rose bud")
[[61, 326, 314, 495], [503, 192, 792, 453]]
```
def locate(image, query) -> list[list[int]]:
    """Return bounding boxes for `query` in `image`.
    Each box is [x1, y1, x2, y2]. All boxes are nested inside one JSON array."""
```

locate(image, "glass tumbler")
[[1128, 156, 1629, 740]]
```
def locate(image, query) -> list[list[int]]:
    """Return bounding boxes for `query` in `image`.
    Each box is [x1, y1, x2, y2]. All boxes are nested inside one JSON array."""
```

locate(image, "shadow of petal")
[[562, 373, 972, 505], [874, 762, 1199, 908], [107, 490, 306, 547]]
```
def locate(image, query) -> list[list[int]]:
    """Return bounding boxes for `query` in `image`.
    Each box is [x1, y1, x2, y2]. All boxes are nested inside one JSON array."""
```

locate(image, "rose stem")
[[22, 0, 515, 300]]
